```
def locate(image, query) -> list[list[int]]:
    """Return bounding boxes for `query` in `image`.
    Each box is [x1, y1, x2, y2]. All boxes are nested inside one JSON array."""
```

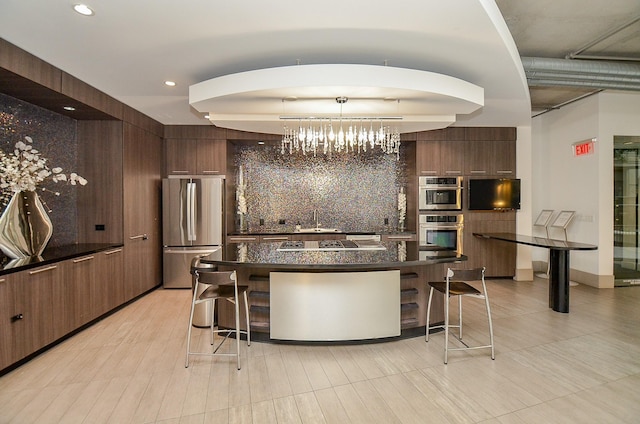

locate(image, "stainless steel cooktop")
[[277, 240, 386, 252]]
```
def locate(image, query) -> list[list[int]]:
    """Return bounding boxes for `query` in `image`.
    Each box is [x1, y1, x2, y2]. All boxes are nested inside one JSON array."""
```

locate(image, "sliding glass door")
[[614, 135, 640, 285]]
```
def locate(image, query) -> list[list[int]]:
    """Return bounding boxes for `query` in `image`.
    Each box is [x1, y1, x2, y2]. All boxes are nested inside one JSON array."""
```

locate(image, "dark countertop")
[[0, 243, 124, 275], [201, 241, 465, 270], [228, 230, 415, 236], [473, 232, 598, 251]]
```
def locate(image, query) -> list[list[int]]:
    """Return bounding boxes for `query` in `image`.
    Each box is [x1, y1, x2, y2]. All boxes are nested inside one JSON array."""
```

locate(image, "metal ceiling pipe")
[[521, 57, 640, 91]]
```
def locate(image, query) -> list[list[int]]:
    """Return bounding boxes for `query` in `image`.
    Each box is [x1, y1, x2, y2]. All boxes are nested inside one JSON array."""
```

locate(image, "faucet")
[[313, 209, 320, 229]]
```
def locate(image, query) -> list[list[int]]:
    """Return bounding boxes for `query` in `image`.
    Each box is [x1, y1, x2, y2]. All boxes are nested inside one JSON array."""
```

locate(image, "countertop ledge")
[[0, 243, 124, 275], [228, 231, 416, 236]]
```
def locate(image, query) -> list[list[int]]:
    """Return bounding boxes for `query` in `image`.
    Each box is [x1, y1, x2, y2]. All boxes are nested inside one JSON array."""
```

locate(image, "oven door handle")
[[420, 225, 463, 230]]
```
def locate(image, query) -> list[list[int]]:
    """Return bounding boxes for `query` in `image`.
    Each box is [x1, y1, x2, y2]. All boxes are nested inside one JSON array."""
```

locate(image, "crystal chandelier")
[[280, 97, 401, 159]]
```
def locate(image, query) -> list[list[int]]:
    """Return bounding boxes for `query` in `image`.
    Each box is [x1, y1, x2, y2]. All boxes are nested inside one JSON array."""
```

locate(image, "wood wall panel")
[[164, 125, 227, 139], [60, 72, 122, 119], [465, 127, 517, 141], [123, 122, 162, 299], [0, 38, 61, 91], [123, 104, 163, 137], [416, 127, 466, 141], [77, 121, 124, 244]]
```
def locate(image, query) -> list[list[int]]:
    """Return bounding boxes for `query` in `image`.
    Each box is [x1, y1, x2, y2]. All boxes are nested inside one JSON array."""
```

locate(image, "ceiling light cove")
[[189, 64, 484, 135]]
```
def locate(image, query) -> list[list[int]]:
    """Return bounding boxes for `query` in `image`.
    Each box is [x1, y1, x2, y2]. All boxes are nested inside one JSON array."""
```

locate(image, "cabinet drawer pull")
[[170, 170, 189, 174], [202, 170, 220, 174], [470, 170, 487, 174], [29, 265, 57, 275], [420, 170, 437, 175], [129, 234, 148, 240], [445, 170, 461, 174], [104, 248, 123, 255], [387, 236, 414, 240], [73, 256, 95, 263], [262, 236, 289, 241], [11, 314, 23, 322], [496, 170, 513, 174], [229, 237, 258, 242]]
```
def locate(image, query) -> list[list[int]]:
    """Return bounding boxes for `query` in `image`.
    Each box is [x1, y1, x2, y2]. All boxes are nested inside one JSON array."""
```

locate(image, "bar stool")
[[425, 267, 494, 364], [185, 269, 250, 369]]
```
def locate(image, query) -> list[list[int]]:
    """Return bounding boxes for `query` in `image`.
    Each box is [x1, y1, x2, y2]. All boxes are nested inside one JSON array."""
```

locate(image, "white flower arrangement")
[[236, 165, 247, 215], [237, 243, 248, 262], [0, 136, 88, 205], [397, 187, 407, 224], [236, 184, 247, 215], [398, 240, 407, 262]]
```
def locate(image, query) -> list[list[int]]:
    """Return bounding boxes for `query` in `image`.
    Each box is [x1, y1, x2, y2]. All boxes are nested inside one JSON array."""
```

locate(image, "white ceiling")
[[1, 1, 638, 129], [0, 0, 531, 132]]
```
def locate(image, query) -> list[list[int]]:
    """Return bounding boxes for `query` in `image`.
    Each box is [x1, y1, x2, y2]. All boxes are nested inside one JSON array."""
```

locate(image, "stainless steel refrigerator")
[[162, 176, 224, 288]]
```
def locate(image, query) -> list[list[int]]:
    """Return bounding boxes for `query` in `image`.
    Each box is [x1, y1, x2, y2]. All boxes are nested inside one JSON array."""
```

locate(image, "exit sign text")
[[573, 139, 595, 156]]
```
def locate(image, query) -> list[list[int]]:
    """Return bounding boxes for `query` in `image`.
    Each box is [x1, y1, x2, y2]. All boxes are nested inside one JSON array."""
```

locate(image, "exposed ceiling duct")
[[522, 57, 640, 91]]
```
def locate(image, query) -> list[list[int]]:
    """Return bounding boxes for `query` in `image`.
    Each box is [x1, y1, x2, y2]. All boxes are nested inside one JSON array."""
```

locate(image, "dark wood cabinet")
[[493, 140, 517, 176], [416, 140, 464, 176], [165, 139, 227, 176], [96, 248, 125, 314], [22, 264, 59, 352], [165, 138, 198, 175], [0, 274, 21, 369], [463, 214, 516, 276], [464, 140, 516, 176], [0, 248, 128, 372], [416, 140, 440, 176], [61, 255, 95, 332], [123, 123, 162, 300], [197, 139, 227, 175]]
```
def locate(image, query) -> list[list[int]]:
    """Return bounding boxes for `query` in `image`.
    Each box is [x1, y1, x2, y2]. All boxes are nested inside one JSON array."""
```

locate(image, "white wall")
[[531, 91, 640, 285], [515, 125, 533, 280]]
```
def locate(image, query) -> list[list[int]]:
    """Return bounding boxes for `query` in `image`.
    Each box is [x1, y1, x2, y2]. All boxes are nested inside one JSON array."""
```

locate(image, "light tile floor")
[[1, 276, 639, 423]]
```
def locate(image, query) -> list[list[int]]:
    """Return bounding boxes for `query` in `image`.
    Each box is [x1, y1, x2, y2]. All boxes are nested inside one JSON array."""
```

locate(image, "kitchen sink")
[[296, 228, 341, 233]]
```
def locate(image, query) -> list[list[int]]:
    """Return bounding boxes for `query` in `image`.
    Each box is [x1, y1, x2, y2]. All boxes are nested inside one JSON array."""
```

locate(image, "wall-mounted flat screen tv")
[[468, 178, 521, 211]]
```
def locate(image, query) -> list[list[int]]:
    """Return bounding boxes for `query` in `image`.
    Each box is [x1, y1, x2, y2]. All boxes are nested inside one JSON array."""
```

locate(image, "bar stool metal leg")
[[425, 286, 434, 342]]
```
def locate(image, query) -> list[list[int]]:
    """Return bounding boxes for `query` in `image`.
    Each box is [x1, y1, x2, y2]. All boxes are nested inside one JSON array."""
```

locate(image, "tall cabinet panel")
[[123, 123, 163, 299], [77, 121, 124, 244]]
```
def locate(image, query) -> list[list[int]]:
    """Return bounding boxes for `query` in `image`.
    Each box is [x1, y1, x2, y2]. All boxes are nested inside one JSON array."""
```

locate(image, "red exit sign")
[[573, 139, 595, 156]]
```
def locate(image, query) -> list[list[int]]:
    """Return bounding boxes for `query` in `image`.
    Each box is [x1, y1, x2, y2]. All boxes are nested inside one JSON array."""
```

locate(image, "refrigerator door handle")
[[186, 181, 193, 241], [189, 181, 197, 241]]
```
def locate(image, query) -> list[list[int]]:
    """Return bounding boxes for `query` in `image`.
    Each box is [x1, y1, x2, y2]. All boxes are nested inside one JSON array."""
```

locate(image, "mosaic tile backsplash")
[[235, 145, 408, 233], [0, 93, 79, 247]]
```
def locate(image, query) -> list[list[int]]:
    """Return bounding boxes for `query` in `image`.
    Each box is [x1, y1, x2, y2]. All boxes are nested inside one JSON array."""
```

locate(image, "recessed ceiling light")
[[73, 4, 94, 16], [204, 114, 210, 119], [63, 106, 76, 111], [164, 81, 176, 87]]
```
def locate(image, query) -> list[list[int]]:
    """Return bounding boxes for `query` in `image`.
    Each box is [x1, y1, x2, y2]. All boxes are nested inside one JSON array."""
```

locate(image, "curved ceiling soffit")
[[189, 64, 484, 135]]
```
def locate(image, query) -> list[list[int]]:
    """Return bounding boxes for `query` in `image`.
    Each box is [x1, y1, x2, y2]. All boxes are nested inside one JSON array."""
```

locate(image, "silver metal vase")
[[0, 191, 53, 259]]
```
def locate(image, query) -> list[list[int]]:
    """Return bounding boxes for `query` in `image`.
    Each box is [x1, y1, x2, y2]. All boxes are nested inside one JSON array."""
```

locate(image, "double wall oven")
[[418, 176, 463, 210], [418, 214, 464, 258], [418, 176, 464, 258]]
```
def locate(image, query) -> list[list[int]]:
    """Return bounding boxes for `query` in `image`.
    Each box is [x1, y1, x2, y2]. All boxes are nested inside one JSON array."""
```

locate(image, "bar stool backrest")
[[195, 270, 236, 287], [447, 268, 484, 282]]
